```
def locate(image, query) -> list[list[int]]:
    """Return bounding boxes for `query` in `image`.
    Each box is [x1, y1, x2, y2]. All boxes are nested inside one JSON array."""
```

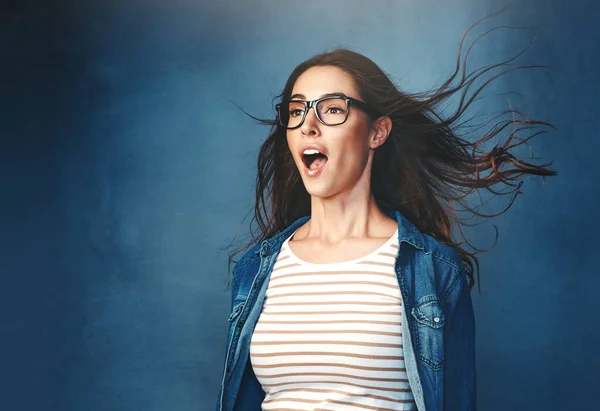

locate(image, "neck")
[[301, 192, 395, 244]]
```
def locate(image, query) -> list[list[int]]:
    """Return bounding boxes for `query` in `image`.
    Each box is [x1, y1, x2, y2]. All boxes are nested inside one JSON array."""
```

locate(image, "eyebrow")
[[290, 92, 350, 100]]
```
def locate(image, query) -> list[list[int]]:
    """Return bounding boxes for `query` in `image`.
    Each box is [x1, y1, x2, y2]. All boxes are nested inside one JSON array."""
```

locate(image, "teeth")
[[303, 149, 321, 155]]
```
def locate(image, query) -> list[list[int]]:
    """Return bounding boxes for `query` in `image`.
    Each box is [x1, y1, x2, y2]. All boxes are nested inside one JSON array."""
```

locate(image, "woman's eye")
[[326, 106, 344, 114], [290, 109, 304, 117]]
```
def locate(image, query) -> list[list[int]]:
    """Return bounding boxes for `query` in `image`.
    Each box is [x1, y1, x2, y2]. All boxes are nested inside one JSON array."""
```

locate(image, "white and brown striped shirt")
[[250, 227, 417, 411]]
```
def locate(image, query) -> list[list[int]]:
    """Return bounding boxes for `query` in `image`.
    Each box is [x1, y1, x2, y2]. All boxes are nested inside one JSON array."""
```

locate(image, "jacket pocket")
[[411, 295, 446, 370]]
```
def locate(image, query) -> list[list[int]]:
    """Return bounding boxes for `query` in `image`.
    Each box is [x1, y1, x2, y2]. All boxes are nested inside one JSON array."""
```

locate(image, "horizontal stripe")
[[255, 371, 409, 383], [260, 379, 412, 393], [257, 319, 401, 325], [327, 398, 409, 411], [266, 301, 400, 306], [265, 397, 413, 411], [259, 310, 402, 316], [267, 290, 401, 301], [357, 260, 394, 267], [270, 270, 397, 281], [251, 351, 404, 360], [252, 362, 406, 372], [263, 387, 407, 404], [272, 262, 300, 272], [252, 340, 403, 348], [267, 280, 400, 290], [254, 329, 402, 337]]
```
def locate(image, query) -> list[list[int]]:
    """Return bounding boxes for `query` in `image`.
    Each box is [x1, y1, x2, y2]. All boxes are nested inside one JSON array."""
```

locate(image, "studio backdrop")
[[1, 1, 598, 410]]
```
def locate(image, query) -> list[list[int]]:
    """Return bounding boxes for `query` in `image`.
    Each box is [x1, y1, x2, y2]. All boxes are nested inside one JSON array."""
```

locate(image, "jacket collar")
[[254, 208, 427, 258]]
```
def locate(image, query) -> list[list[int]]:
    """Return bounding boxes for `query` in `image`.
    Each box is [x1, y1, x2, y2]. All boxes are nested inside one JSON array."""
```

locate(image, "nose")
[[300, 106, 320, 135]]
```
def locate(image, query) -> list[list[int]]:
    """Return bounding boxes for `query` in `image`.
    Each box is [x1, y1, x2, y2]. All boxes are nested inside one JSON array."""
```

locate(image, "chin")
[[303, 182, 337, 199]]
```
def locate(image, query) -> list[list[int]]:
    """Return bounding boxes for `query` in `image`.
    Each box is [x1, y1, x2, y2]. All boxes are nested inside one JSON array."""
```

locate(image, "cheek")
[[338, 145, 368, 171], [334, 126, 371, 163]]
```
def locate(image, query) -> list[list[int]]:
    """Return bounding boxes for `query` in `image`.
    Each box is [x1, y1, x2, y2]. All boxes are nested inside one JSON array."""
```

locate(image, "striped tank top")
[[250, 227, 417, 410]]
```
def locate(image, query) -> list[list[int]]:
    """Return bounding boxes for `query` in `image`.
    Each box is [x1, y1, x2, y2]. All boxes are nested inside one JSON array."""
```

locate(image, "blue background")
[[1, 0, 598, 410]]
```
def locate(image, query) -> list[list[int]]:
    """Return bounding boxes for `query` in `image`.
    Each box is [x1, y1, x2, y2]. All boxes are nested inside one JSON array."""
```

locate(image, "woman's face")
[[286, 65, 377, 200]]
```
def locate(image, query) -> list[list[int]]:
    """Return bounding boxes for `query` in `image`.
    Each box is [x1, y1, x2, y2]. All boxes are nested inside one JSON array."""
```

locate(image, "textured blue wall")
[[1, 0, 598, 410]]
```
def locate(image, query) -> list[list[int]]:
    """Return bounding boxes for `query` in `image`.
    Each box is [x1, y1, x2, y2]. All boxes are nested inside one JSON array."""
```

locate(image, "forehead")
[[291, 65, 359, 99]]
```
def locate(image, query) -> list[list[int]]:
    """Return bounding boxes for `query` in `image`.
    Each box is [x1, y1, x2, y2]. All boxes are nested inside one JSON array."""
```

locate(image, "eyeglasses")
[[275, 95, 379, 130]]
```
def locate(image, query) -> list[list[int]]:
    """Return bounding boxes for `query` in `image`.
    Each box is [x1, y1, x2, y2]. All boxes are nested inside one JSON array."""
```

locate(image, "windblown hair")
[[225, 14, 557, 294]]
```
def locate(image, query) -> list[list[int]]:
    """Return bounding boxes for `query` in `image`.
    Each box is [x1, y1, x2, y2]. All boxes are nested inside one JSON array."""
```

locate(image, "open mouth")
[[302, 152, 328, 172]]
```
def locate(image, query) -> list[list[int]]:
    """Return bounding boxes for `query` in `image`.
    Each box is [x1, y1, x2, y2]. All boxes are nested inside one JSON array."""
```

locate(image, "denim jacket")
[[216, 208, 476, 410]]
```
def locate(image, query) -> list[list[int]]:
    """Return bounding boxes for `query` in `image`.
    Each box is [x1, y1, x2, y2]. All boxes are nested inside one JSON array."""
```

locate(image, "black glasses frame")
[[275, 95, 379, 130]]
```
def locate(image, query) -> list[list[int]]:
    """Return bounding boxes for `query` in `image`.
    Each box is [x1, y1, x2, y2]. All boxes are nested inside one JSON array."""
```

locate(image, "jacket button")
[[434, 317, 440, 323], [265, 245, 271, 253], [226, 366, 231, 372], [237, 320, 244, 328], [403, 290, 409, 297], [253, 283, 257, 289]]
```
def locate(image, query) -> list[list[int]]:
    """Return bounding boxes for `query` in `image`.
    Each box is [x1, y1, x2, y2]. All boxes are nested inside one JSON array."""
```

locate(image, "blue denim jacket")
[[216, 208, 476, 410]]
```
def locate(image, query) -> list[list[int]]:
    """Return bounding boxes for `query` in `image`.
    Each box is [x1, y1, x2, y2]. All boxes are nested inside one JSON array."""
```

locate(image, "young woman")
[[216, 23, 556, 411]]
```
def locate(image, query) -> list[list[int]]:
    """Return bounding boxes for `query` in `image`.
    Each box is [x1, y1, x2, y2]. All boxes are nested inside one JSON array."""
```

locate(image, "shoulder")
[[420, 233, 468, 303], [393, 208, 464, 291], [423, 234, 463, 272]]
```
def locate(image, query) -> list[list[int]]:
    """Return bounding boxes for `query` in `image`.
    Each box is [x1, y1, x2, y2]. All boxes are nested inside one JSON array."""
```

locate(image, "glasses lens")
[[284, 101, 306, 129], [316, 98, 348, 125]]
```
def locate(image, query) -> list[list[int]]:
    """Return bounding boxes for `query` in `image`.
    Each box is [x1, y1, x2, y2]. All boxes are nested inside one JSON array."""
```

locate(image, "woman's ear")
[[370, 116, 393, 149]]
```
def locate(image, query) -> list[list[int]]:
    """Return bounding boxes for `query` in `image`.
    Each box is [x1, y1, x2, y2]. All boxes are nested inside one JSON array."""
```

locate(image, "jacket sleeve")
[[443, 268, 477, 410], [215, 259, 245, 411]]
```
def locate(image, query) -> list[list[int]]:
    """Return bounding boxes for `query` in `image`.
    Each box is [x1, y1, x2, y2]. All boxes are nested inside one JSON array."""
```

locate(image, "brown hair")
[[224, 14, 557, 294]]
